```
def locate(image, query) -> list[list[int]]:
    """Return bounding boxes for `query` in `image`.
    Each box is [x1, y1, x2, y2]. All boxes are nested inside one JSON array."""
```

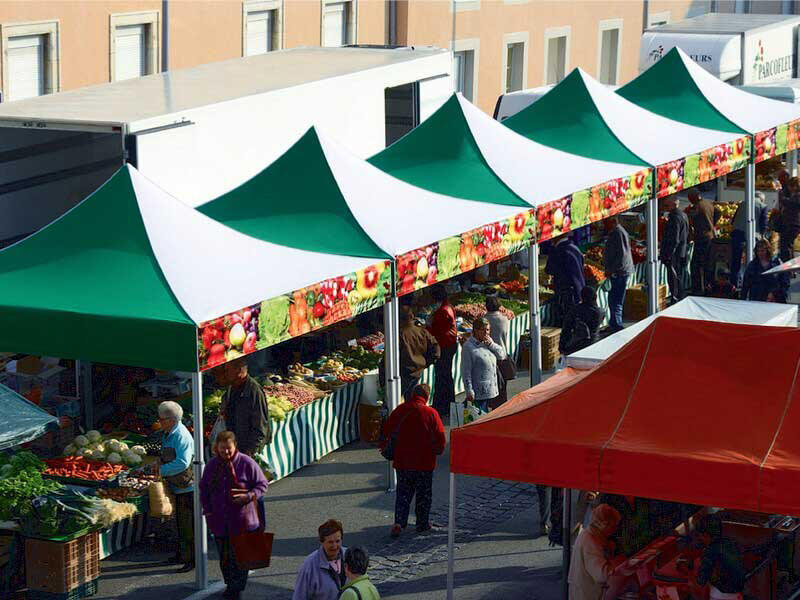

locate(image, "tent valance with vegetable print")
[[371, 93, 651, 244], [199, 125, 535, 297], [0, 165, 382, 373], [505, 68, 748, 199], [618, 47, 800, 165]]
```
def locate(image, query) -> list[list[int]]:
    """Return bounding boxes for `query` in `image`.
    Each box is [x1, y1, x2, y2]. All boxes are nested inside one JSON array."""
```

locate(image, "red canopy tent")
[[451, 316, 800, 514]]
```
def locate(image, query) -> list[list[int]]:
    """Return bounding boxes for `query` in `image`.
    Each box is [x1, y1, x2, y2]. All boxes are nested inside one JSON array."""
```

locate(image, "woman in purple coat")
[[200, 430, 268, 600]]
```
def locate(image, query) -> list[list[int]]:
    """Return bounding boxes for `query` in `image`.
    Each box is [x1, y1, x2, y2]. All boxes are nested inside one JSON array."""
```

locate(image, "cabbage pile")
[[63, 431, 146, 467]]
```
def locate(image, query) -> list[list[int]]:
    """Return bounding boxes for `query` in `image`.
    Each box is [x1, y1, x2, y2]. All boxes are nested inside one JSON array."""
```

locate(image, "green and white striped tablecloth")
[[100, 513, 150, 559], [260, 381, 363, 482]]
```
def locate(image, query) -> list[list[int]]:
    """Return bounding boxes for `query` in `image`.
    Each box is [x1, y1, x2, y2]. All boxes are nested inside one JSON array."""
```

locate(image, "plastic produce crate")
[[27, 578, 98, 600], [25, 532, 99, 595]]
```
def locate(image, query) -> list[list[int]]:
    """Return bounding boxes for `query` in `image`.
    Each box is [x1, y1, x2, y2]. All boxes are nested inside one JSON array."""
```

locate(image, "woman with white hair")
[[157, 400, 196, 572]]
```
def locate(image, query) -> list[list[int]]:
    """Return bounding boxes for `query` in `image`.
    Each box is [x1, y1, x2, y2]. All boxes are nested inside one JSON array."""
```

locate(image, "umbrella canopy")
[[764, 256, 800, 274], [451, 317, 800, 514], [0, 384, 59, 450], [371, 93, 652, 243], [619, 47, 800, 164], [200, 124, 537, 296], [0, 165, 379, 371], [505, 68, 749, 199], [567, 297, 798, 368]]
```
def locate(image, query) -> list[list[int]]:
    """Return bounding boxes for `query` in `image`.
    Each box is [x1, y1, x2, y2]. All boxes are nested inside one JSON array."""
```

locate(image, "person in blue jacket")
[[156, 400, 196, 572], [545, 234, 585, 326]]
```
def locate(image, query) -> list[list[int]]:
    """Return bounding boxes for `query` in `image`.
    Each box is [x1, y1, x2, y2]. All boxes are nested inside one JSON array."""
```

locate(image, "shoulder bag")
[[229, 469, 274, 570]]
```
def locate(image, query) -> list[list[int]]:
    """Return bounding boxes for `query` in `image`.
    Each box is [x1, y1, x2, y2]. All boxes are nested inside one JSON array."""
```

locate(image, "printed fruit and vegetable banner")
[[656, 137, 750, 198], [395, 210, 534, 296], [198, 261, 391, 370], [754, 119, 800, 164], [536, 169, 653, 242]]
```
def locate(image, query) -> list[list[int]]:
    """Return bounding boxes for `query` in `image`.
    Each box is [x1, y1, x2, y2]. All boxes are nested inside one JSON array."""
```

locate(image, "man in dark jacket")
[[382, 383, 446, 538], [220, 358, 271, 457], [399, 306, 440, 400], [660, 195, 689, 305], [544, 234, 585, 326], [688, 190, 720, 295], [779, 176, 800, 262], [559, 285, 604, 355], [730, 191, 768, 289], [428, 286, 457, 417], [603, 218, 634, 332]]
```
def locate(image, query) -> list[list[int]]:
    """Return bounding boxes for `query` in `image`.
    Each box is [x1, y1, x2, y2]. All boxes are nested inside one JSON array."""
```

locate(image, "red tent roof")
[[450, 317, 800, 515]]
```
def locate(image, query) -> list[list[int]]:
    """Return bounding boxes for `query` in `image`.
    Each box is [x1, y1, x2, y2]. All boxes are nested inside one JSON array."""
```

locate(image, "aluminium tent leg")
[[562, 488, 572, 600], [646, 197, 659, 315], [446, 472, 456, 600], [191, 371, 208, 590], [790, 149, 798, 177], [745, 162, 756, 265], [384, 292, 399, 492], [529, 243, 542, 385]]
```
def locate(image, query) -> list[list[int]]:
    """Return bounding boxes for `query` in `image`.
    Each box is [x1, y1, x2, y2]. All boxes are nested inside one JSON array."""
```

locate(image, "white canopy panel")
[[673, 47, 800, 134], [640, 32, 741, 82], [566, 297, 798, 369], [129, 164, 378, 323], [456, 94, 645, 206], [577, 69, 742, 166]]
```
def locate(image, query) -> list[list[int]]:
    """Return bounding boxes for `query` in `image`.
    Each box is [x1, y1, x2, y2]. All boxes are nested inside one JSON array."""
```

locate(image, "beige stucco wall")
[[168, 1, 240, 69]]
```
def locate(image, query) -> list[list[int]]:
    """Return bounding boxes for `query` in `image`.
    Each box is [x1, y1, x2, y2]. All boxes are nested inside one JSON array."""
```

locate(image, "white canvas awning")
[[566, 297, 798, 369], [640, 31, 742, 81]]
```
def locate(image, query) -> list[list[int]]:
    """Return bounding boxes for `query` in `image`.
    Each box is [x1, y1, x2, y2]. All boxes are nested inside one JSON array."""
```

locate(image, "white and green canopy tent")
[[618, 46, 800, 264], [0, 164, 388, 588]]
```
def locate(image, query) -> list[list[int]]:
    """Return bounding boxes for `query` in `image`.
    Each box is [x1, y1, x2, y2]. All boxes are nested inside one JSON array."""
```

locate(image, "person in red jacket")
[[428, 286, 458, 417], [382, 383, 446, 538]]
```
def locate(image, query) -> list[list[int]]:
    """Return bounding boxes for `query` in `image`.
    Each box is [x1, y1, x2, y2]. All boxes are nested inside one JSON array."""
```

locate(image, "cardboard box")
[[16, 355, 43, 375]]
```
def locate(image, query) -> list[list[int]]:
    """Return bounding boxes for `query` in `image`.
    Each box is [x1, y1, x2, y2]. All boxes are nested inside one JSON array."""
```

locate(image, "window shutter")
[[246, 11, 273, 56], [115, 24, 146, 81], [323, 2, 347, 47], [7, 35, 45, 101]]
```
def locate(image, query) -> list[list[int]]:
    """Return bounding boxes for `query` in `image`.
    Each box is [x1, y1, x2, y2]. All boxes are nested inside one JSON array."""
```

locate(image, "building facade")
[[0, 0, 794, 113]]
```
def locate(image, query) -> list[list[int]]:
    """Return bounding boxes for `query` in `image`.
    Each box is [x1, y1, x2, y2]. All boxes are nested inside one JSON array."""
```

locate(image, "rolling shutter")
[[246, 11, 273, 55], [115, 24, 146, 81], [7, 35, 45, 101]]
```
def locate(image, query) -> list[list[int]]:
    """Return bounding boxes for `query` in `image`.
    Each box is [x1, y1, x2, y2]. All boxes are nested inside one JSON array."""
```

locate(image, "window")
[[598, 20, 621, 85], [544, 28, 569, 85], [109, 12, 159, 82], [323, 1, 352, 47], [454, 49, 475, 101], [7, 35, 44, 100], [243, 1, 281, 56], [385, 82, 419, 146], [1, 21, 59, 101], [734, 0, 749, 13], [782, 0, 795, 14], [505, 43, 524, 92]]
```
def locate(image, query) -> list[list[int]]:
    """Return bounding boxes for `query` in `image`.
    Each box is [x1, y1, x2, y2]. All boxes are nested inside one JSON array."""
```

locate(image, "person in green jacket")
[[339, 546, 380, 600]]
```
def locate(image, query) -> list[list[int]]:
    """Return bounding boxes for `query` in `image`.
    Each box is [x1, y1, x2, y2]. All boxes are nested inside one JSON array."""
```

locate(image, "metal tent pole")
[[789, 149, 798, 177], [528, 243, 542, 385], [745, 162, 756, 264], [562, 488, 572, 600], [384, 263, 400, 492], [646, 198, 660, 315], [446, 472, 456, 600], [191, 371, 208, 590]]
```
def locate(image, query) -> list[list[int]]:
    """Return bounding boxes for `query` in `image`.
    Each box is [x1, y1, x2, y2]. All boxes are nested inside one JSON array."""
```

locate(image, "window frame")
[[597, 18, 623, 86], [453, 38, 479, 102], [321, 0, 357, 48], [502, 32, 529, 95], [543, 26, 570, 86], [243, 0, 282, 56], [1, 20, 60, 100], [109, 11, 159, 83]]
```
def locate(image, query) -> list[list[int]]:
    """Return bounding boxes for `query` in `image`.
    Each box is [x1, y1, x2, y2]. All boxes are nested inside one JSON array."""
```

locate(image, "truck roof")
[[0, 46, 448, 128], [647, 12, 800, 35]]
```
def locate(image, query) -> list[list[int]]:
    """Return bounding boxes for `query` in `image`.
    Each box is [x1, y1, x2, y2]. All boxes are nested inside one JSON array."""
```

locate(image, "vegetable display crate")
[[25, 531, 99, 595], [27, 578, 98, 600]]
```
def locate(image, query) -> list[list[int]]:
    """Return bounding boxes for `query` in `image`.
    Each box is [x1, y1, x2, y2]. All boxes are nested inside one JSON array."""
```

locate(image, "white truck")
[[0, 46, 452, 244], [640, 12, 800, 85]]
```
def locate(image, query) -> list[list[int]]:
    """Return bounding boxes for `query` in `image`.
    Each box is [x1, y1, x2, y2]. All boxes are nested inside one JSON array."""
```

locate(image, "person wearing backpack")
[[559, 286, 604, 356], [381, 383, 446, 538], [338, 546, 380, 600]]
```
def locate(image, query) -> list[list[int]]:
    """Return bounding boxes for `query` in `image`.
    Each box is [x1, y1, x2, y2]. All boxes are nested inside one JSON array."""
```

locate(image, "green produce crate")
[[23, 525, 94, 544], [27, 578, 98, 600]]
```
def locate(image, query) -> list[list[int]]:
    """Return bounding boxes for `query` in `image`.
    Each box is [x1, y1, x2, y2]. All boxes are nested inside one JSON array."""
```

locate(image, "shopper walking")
[[428, 286, 457, 417], [485, 295, 512, 409], [199, 431, 268, 600], [742, 238, 789, 302], [603, 217, 634, 333], [660, 195, 689, 304], [730, 191, 768, 289], [461, 317, 507, 413], [382, 383, 446, 538], [156, 400, 195, 572], [293, 520, 347, 600], [688, 190, 720, 295], [559, 286, 604, 355], [339, 546, 380, 600], [779, 175, 800, 262], [219, 358, 271, 457], [568, 504, 625, 600], [545, 234, 585, 326], [398, 305, 440, 400]]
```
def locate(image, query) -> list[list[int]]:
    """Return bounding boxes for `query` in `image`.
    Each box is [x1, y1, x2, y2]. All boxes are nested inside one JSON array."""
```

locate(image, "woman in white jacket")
[[461, 317, 506, 412]]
